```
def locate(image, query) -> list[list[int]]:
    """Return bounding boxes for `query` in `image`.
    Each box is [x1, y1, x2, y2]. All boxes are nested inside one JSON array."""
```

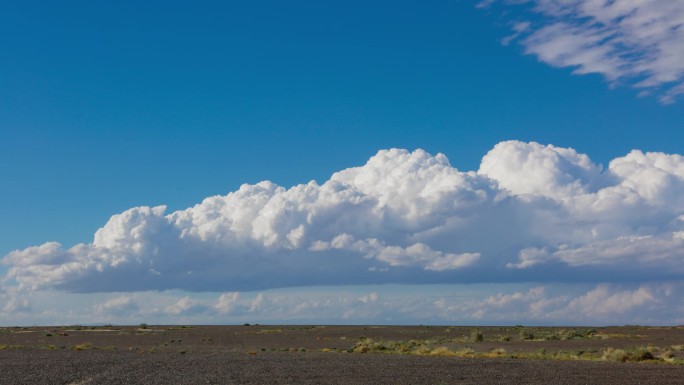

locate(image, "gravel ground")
[[3, 325, 684, 384], [2, 349, 684, 385]]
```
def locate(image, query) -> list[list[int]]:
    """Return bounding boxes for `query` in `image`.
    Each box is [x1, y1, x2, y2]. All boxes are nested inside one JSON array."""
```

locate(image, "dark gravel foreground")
[[3, 325, 684, 384], [2, 350, 684, 385]]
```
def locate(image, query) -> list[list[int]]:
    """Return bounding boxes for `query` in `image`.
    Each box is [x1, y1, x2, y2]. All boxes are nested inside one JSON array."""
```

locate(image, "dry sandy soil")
[[2, 325, 684, 384]]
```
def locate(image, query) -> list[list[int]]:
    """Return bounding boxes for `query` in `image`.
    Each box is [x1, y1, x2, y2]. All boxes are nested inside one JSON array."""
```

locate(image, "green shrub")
[[519, 329, 535, 341], [602, 347, 655, 362], [471, 330, 484, 342]]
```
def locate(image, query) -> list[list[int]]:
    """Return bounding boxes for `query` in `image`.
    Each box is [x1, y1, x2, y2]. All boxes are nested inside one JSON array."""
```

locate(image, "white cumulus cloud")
[[3, 141, 684, 294]]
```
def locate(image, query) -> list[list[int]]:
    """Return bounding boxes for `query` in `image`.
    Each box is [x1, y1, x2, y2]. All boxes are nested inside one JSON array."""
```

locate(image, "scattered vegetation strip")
[[72, 343, 92, 351], [0, 344, 24, 350], [325, 337, 684, 365], [255, 329, 283, 334], [397, 327, 637, 344]]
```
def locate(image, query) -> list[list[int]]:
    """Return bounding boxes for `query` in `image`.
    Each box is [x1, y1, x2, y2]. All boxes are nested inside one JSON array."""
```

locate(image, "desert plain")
[[2, 324, 684, 384]]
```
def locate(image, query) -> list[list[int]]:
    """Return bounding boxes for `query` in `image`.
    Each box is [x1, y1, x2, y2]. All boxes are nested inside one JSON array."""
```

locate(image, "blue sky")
[[2, 0, 684, 325]]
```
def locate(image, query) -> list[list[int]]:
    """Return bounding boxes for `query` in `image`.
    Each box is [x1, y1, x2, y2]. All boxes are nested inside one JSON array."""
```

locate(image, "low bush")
[[470, 330, 484, 342], [602, 347, 655, 362]]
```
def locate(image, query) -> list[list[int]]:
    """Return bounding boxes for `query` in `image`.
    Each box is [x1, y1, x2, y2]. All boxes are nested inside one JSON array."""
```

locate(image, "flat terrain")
[[2, 325, 684, 384]]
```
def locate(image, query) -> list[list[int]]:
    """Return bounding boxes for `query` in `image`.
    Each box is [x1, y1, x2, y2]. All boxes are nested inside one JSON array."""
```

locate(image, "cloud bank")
[[485, 0, 684, 103], [4, 141, 684, 294], [3, 281, 683, 326]]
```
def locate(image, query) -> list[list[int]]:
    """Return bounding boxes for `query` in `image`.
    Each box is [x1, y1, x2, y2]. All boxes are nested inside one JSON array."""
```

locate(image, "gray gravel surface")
[[2, 350, 684, 385]]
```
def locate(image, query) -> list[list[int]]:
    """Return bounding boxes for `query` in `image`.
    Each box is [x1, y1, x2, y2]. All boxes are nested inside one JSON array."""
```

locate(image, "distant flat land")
[[2, 325, 684, 384]]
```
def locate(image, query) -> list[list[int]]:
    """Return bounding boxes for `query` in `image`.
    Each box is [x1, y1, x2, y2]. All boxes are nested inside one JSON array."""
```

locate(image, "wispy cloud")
[[436, 282, 683, 324], [487, 0, 684, 103]]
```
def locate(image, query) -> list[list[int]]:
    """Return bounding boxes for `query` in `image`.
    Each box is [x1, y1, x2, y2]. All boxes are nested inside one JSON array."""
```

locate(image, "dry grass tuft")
[[602, 347, 655, 362]]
